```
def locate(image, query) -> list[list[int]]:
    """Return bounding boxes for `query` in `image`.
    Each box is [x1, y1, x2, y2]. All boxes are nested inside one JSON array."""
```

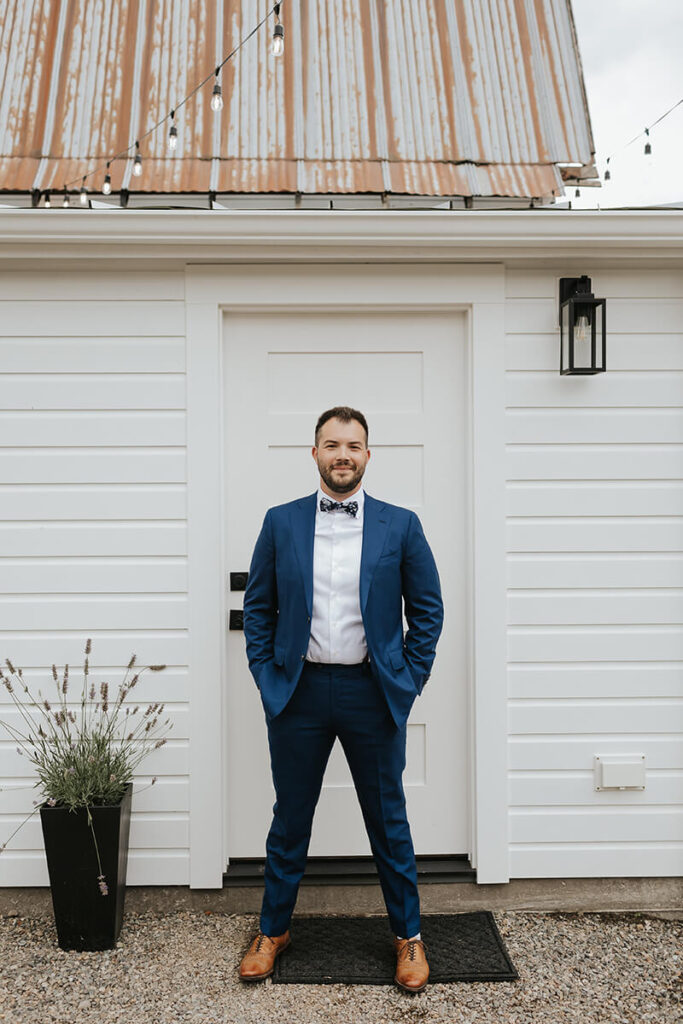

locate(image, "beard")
[[317, 459, 366, 496]]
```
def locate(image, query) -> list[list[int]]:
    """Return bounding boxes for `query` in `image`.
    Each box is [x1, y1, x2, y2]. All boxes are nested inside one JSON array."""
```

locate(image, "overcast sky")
[[569, 0, 683, 208]]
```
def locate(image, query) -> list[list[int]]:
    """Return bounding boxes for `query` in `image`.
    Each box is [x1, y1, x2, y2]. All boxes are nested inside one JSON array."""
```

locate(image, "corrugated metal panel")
[[0, 0, 596, 200]]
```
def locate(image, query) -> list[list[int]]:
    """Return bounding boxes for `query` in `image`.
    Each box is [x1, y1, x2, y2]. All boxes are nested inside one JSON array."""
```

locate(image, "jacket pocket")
[[273, 645, 285, 667], [388, 647, 405, 672], [378, 546, 401, 561]]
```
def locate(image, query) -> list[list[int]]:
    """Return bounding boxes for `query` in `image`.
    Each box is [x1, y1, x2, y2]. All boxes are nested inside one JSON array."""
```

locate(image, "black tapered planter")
[[39, 782, 133, 951]]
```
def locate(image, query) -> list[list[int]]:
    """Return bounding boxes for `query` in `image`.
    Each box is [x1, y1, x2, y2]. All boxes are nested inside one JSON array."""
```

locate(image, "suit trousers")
[[259, 659, 421, 939]]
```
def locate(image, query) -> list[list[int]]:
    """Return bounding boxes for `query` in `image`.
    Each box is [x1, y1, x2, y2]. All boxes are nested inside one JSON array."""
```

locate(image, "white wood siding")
[[506, 267, 683, 878], [0, 271, 189, 885]]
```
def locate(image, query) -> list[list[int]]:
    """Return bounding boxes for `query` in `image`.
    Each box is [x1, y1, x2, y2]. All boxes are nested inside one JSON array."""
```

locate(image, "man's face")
[[312, 417, 371, 498]]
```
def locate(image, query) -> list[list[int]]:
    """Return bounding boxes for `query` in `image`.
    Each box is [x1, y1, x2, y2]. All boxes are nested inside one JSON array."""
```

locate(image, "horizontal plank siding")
[[507, 554, 683, 588], [0, 450, 186, 483], [2, 375, 185, 409], [508, 520, 683, 551], [0, 740, 190, 777], [509, 736, 683, 770], [509, 700, 683, 734], [0, 667, 189, 703], [0, 486, 187, 520], [505, 269, 683, 300], [506, 266, 683, 879], [509, 772, 683, 805], [509, 845, 683, 878], [0, 558, 187, 593], [0, 524, 187, 556], [0, 411, 186, 446], [510, 808, 683, 844], [505, 298, 683, 334], [0, 302, 183, 336], [507, 486, 683, 517], [0, 777, 189, 814], [507, 410, 683, 444], [0, 705, 188, 738], [507, 374, 683, 407], [507, 335, 683, 371], [0, 851, 190, 886], [0, 337, 185, 372], [0, 273, 189, 886], [509, 664, 683, 699]]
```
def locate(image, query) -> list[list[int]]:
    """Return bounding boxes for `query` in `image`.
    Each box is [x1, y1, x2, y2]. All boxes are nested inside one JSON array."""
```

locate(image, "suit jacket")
[[243, 492, 444, 728]]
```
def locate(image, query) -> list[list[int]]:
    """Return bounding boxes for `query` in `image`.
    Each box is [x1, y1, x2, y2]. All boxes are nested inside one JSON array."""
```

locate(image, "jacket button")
[[300, 654, 305, 660]]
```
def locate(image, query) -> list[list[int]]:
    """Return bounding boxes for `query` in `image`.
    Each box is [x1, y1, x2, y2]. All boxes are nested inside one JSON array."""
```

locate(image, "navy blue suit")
[[243, 491, 443, 937]]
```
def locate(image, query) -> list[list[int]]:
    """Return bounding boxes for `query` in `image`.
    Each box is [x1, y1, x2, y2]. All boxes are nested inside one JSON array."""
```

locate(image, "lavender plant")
[[0, 638, 171, 894]]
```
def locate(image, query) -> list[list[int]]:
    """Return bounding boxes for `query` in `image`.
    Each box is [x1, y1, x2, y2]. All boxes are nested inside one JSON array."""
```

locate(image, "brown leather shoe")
[[394, 937, 429, 993], [238, 929, 291, 981]]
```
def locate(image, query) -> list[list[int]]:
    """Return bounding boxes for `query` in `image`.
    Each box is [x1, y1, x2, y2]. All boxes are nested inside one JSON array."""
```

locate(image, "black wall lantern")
[[559, 276, 606, 375]]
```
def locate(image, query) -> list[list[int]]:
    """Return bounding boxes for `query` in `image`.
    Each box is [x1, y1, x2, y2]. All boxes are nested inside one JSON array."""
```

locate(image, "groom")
[[239, 406, 443, 993]]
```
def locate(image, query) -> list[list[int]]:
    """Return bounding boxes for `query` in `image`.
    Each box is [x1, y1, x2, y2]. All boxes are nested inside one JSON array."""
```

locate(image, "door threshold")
[[223, 855, 475, 887]]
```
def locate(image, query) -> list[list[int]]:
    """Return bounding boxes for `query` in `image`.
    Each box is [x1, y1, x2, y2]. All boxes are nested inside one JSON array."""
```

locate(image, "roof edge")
[[0, 209, 681, 264]]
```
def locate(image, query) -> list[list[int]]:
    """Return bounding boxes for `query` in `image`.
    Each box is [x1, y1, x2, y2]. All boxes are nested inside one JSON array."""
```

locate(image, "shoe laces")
[[404, 938, 425, 961], [254, 932, 274, 952]]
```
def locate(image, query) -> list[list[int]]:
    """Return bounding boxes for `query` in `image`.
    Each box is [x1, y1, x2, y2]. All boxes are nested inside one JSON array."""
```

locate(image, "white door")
[[223, 305, 469, 858]]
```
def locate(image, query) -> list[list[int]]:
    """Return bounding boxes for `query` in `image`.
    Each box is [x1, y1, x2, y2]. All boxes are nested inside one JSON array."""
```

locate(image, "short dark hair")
[[315, 406, 369, 446]]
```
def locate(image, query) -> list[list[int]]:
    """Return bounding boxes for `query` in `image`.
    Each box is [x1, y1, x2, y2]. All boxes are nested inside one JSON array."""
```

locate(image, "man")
[[239, 406, 443, 993]]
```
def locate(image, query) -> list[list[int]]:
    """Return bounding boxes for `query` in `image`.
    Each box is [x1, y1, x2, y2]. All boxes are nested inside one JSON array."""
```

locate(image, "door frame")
[[185, 262, 508, 886]]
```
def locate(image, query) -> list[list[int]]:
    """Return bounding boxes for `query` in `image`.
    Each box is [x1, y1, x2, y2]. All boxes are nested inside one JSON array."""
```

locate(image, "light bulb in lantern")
[[575, 315, 590, 343]]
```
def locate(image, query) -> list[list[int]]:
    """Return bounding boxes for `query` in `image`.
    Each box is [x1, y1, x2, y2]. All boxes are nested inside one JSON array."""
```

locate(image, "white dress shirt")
[[306, 486, 367, 664]]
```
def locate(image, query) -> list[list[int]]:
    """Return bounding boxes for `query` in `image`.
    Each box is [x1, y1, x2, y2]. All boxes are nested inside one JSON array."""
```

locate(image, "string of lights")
[[38, 1, 285, 208], [602, 95, 682, 182]]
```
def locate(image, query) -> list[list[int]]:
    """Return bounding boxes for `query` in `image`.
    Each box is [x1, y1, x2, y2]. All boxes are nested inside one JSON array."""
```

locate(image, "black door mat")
[[272, 912, 518, 984]]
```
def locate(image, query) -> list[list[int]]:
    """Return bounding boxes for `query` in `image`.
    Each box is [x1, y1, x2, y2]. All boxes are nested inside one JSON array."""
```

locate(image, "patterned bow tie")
[[320, 497, 358, 517]]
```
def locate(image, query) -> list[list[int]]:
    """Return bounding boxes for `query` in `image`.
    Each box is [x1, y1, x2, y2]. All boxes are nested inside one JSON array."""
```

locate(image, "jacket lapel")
[[290, 492, 317, 614], [360, 494, 391, 613]]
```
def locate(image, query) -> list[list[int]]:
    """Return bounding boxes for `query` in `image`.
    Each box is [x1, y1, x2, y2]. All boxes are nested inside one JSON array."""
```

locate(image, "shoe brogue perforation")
[[394, 937, 429, 993], [238, 929, 291, 982]]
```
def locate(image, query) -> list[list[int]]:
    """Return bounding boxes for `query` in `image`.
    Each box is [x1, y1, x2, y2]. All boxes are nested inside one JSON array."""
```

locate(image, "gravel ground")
[[0, 909, 680, 1024]]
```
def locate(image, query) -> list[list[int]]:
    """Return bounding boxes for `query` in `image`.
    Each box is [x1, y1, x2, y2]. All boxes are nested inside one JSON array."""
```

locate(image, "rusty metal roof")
[[0, 0, 598, 202]]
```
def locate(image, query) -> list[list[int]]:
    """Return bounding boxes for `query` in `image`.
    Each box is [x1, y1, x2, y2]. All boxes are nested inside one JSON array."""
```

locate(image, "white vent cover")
[[594, 755, 646, 791]]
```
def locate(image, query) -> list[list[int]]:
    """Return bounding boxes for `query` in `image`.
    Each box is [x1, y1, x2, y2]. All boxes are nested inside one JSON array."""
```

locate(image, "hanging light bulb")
[[62, 189, 70, 208], [644, 127, 651, 156], [168, 110, 178, 150], [80, 177, 88, 206], [44, 192, 51, 208], [103, 163, 112, 195], [211, 71, 223, 111], [272, 3, 284, 56], [604, 157, 611, 183], [133, 141, 142, 176]]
